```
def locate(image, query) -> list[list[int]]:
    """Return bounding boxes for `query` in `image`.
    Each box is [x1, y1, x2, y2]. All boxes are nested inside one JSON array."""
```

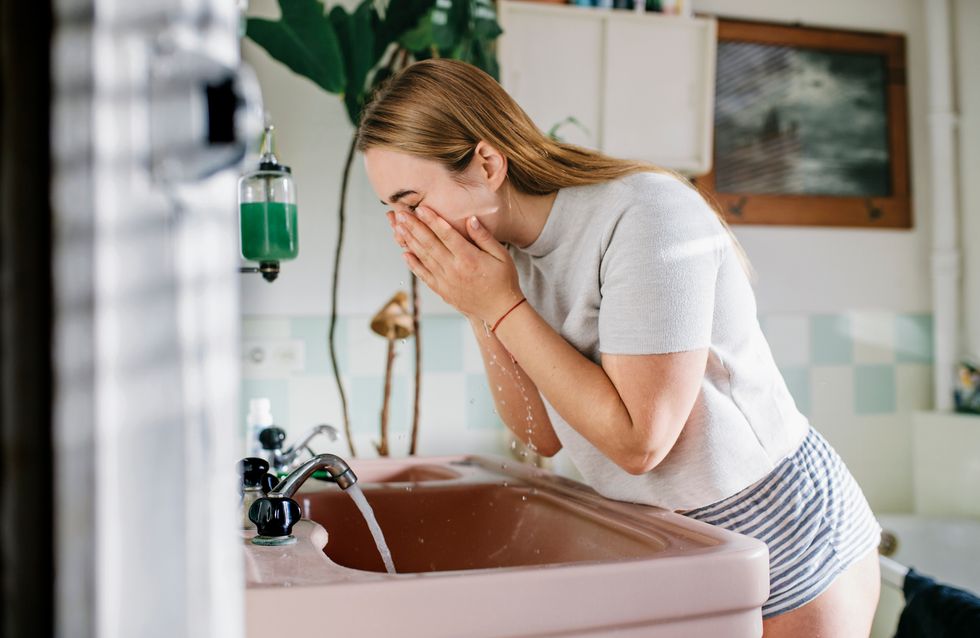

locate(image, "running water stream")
[[345, 484, 396, 574]]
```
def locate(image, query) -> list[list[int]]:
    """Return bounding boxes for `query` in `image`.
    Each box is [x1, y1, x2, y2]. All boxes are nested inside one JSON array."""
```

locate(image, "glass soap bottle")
[[238, 125, 298, 273]]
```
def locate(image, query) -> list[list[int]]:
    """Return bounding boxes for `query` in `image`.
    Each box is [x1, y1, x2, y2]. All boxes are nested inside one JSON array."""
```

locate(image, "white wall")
[[243, 0, 933, 318]]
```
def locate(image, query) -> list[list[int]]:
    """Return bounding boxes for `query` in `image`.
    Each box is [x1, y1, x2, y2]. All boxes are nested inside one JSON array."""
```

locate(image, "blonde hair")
[[356, 58, 752, 278]]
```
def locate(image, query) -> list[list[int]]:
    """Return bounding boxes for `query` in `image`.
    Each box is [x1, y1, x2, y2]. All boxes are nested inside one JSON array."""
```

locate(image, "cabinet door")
[[497, 3, 603, 149], [602, 15, 717, 175]]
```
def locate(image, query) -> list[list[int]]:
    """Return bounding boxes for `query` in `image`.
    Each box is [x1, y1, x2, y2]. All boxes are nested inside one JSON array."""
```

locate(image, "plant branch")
[[330, 132, 359, 456]]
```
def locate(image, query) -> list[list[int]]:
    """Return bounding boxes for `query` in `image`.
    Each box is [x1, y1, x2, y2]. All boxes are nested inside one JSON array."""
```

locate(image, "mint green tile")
[[854, 365, 897, 415], [810, 315, 852, 365], [350, 374, 410, 436], [779, 365, 811, 416], [466, 373, 504, 430], [420, 316, 464, 372], [241, 379, 290, 433], [895, 314, 933, 363], [290, 316, 347, 375]]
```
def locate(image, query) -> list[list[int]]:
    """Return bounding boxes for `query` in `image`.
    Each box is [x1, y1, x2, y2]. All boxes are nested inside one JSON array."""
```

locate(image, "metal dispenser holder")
[[238, 125, 297, 282]]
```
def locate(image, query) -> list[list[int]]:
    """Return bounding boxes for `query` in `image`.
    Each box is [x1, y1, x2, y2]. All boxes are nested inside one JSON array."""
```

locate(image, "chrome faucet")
[[259, 424, 339, 475], [247, 453, 358, 545]]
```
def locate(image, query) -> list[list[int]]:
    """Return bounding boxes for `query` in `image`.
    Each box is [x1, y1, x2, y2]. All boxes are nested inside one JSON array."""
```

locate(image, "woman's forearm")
[[466, 315, 562, 456], [490, 302, 643, 469]]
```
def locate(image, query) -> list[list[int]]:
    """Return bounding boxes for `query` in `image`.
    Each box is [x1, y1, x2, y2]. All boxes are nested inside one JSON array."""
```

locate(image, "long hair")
[[356, 58, 752, 277]]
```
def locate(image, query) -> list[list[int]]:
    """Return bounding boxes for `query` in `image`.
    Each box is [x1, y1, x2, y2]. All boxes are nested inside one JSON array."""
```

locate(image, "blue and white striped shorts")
[[682, 427, 882, 619]]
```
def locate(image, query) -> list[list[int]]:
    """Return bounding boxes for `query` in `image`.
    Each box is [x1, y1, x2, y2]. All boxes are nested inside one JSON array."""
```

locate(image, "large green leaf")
[[246, 0, 346, 94], [329, 1, 376, 125], [374, 0, 437, 62]]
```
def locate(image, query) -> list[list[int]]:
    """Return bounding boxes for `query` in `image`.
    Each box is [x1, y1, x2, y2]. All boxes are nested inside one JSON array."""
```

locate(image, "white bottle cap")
[[247, 398, 273, 425]]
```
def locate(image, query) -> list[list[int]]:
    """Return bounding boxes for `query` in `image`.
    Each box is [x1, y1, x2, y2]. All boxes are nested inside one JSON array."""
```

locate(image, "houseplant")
[[246, 0, 502, 456]]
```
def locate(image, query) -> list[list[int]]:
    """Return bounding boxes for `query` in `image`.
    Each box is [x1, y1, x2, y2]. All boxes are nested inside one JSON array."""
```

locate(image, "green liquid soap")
[[240, 202, 298, 261]]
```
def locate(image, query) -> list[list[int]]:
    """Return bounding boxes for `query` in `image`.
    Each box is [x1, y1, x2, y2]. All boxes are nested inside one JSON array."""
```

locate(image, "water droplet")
[[501, 400, 506, 406], [418, 537, 425, 544], [500, 463, 508, 469], [502, 482, 509, 487], [534, 548, 541, 555], [510, 440, 517, 450], [399, 339, 406, 345], [497, 386, 503, 392], [521, 495, 527, 501]]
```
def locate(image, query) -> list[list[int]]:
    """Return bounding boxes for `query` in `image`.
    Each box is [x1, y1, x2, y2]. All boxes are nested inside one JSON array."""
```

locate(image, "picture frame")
[[695, 18, 911, 228]]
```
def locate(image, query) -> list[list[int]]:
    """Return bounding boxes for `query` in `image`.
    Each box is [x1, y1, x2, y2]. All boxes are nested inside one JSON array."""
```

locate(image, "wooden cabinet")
[[497, 1, 717, 176]]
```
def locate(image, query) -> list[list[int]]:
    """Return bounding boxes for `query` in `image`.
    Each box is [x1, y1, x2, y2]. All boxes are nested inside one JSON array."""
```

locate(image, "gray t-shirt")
[[508, 171, 810, 511]]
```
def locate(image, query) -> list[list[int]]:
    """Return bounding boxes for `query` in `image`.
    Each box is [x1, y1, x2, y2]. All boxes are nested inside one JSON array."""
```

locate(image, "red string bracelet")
[[491, 298, 527, 333]]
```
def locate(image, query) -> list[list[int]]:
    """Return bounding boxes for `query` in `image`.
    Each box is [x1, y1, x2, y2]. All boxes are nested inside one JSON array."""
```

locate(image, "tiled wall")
[[242, 311, 934, 512]]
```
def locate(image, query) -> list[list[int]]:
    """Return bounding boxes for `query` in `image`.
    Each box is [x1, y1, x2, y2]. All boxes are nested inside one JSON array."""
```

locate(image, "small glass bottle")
[[238, 125, 298, 263]]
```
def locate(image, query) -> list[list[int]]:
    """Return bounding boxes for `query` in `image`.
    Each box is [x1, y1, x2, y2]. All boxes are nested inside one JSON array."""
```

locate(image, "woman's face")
[[363, 146, 504, 241]]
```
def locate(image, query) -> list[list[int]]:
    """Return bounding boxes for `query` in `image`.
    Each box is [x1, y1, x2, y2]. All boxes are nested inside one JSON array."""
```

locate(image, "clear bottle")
[[238, 125, 298, 262], [246, 397, 274, 458]]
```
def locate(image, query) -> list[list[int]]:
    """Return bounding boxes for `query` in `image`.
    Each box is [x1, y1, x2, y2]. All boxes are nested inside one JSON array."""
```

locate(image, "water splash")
[[345, 484, 396, 574]]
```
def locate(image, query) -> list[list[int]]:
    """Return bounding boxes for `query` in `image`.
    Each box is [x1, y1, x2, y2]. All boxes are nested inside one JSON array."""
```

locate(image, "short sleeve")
[[598, 180, 727, 355]]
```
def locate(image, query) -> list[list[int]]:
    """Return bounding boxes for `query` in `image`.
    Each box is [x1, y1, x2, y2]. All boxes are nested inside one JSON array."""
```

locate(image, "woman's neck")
[[498, 184, 559, 249]]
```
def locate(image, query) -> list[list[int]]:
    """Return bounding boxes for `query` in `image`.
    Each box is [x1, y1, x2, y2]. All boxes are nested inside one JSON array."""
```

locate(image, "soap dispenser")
[[238, 124, 297, 282]]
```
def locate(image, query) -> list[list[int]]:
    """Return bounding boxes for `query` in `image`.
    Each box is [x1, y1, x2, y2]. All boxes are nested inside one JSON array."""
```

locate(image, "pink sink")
[[245, 456, 769, 637]]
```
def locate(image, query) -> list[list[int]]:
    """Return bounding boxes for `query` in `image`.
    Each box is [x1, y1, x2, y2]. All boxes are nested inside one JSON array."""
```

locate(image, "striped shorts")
[[682, 427, 882, 619]]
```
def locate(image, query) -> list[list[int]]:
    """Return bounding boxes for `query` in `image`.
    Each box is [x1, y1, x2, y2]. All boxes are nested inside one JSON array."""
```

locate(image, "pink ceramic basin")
[[245, 456, 769, 638]]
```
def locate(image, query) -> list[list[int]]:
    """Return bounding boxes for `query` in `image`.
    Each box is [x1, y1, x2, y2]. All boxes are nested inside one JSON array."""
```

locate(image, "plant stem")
[[409, 274, 421, 455], [378, 338, 396, 457], [330, 132, 358, 457]]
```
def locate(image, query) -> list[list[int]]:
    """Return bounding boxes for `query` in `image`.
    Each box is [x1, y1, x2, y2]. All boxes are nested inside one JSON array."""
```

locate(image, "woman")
[[357, 58, 881, 636]]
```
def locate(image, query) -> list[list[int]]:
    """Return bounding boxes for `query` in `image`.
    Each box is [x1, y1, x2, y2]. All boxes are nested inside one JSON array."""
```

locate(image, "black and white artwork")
[[713, 41, 891, 197]]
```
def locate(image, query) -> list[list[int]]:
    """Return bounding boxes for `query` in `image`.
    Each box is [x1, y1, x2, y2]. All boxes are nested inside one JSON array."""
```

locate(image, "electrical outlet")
[[242, 339, 306, 378]]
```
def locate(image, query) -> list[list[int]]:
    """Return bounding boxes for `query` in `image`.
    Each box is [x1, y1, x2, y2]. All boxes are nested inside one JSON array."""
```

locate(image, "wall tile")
[[851, 311, 897, 364], [895, 314, 934, 363], [810, 365, 855, 420], [779, 365, 811, 416], [810, 314, 853, 365], [854, 364, 897, 415], [895, 364, 934, 412], [242, 316, 291, 339], [290, 316, 341, 375], [762, 314, 810, 365], [350, 373, 410, 438], [466, 373, 505, 430], [420, 316, 464, 372]]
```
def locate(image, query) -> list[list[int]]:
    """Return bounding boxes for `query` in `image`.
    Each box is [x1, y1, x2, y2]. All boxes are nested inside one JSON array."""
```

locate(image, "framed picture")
[[695, 19, 911, 228]]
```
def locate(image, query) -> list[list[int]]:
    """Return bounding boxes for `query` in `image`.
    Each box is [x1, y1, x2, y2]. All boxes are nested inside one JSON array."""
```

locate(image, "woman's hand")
[[387, 205, 524, 325]]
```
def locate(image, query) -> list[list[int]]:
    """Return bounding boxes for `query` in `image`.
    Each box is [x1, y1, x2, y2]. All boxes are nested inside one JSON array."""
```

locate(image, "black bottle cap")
[[259, 426, 287, 451], [249, 497, 301, 538], [239, 457, 271, 489]]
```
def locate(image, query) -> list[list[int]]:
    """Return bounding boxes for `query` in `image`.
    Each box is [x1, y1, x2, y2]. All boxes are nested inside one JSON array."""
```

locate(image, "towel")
[[894, 567, 980, 637]]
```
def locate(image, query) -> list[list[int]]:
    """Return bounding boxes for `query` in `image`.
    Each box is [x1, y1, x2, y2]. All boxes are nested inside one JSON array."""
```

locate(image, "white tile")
[[241, 317, 290, 338], [286, 375, 344, 441], [809, 365, 855, 420], [813, 414, 914, 514], [347, 321, 394, 376], [463, 321, 489, 374], [850, 310, 897, 364], [895, 364, 934, 412], [761, 314, 810, 366], [913, 411, 980, 517], [419, 372, 466, 431]]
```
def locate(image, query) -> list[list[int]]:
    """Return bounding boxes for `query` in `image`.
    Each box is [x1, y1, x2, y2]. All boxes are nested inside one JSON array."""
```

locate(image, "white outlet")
[[242, 339, 306, 378]]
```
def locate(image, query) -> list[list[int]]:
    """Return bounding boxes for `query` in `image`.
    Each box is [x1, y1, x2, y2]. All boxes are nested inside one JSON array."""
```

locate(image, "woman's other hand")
[[393, 205, 523, 325]]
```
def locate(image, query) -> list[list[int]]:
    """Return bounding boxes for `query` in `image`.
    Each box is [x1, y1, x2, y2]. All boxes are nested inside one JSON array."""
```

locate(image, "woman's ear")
[[473, 140, 508, 192]]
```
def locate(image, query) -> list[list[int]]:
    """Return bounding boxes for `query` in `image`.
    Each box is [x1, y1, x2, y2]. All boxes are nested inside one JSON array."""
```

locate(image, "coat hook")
[[866, 198, 883, 221], [729, 196, 748, 216]]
